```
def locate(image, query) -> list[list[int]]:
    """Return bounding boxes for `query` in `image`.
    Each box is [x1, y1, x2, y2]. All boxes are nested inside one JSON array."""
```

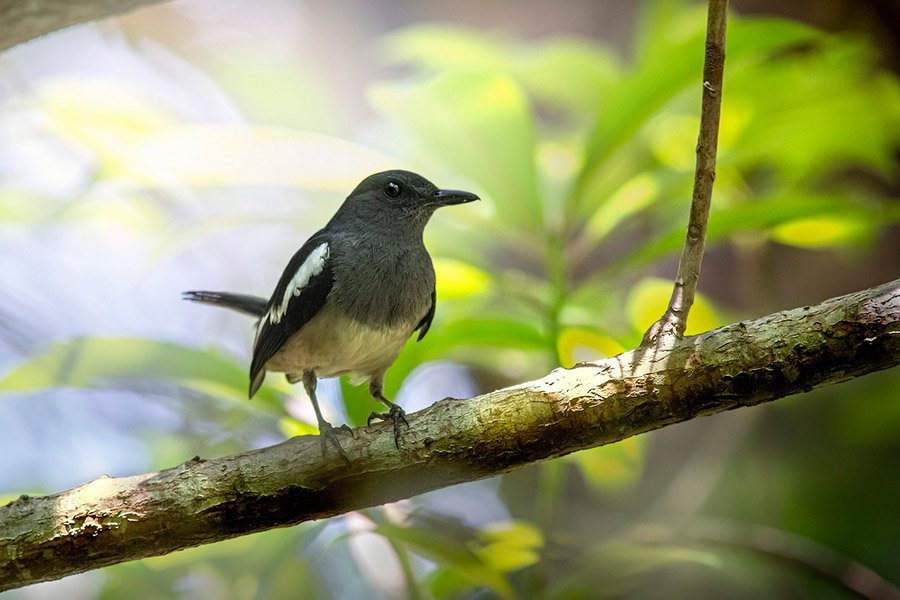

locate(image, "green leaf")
[[512, 37, 620, 116], [576, 15, 821, 214], [770, 215, 876, 248], [434, 257, 492, 300], [380, 24, 509, 73], [382, 25, 620, 117], [582, 172, 662, 244], [423, 317, 546, 357], [374, 523, 515, 599], [429, 566, 477, 599], [369, 69, 542, 231], [0, 337, 285, 412], [580, 192, 897, 290], [476, 521, 544, 572], [633, 0, 706, 64], [724, 39, 900, 181], [578, 32, 702, 191]]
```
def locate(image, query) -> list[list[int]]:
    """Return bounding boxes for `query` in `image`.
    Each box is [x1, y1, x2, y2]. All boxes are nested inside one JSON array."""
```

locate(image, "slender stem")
[[686, 518, 900, 600], [545, 226, 568, 366], [386, 538, 422, 600], [526, 459, 566, 597], [643, 0, 728, 343]]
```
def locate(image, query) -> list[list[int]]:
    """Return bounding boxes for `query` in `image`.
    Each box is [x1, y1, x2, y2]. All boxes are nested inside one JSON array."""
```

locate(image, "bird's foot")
[[318, 422, 353, 465], [367, 405, 409, 449]]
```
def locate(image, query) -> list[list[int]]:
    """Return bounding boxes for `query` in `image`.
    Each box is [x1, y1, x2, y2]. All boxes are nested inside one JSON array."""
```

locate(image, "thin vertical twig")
[[643, 0, 728, 345]]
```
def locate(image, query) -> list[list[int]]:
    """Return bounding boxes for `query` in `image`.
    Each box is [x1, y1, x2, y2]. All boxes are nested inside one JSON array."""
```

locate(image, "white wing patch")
[[268, 242, 330, 325]]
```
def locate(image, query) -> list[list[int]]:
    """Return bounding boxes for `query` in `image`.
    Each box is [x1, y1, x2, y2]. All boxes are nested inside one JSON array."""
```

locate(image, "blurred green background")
[[0, 0, 898, 598]]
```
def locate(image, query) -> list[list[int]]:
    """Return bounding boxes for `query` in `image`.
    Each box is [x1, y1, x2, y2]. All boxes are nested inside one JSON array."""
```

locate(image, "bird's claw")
[[318, 422, 352, 465], [337, 423, 357, 438], [367, 405, 409, 449]]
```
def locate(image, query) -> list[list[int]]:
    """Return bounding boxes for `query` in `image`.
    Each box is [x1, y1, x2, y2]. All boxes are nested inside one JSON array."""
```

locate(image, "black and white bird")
[[184, 170, 479, 460]]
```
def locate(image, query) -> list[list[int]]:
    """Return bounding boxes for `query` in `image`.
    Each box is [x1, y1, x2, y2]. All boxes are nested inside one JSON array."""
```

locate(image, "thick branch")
[[2, 280, 898, 591], [644, 0, 728, 343], [0, 0, 167, 53]]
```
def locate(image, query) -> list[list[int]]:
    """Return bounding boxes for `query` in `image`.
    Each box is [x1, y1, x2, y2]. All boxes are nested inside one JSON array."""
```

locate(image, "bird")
[[184, 170, 479, 461]]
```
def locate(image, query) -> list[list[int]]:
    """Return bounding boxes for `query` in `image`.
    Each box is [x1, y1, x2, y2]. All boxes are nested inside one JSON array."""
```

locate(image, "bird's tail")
[[182, 290, 268, 318]]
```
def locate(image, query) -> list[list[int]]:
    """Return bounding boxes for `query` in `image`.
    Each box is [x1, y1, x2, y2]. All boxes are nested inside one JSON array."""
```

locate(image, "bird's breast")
[[329, 239, 435, 329]]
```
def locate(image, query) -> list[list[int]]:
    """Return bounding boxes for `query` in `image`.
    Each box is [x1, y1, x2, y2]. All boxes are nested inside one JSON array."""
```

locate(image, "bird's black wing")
[[415, 286, 436, 342], [249, 233, 334, 398]]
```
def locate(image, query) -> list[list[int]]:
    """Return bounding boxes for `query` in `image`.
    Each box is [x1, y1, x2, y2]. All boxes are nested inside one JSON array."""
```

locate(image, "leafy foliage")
[[0, 0, 898, 598]]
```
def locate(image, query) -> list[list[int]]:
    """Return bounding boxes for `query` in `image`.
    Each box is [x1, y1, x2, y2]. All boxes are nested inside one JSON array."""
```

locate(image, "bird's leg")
[[301, 370, 350, 464], [366, 377, 408, 449], [288, 373, 354, 436]]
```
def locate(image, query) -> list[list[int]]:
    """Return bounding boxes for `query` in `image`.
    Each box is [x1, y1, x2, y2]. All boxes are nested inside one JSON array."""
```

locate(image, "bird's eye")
[[384, 182, 402, 198]]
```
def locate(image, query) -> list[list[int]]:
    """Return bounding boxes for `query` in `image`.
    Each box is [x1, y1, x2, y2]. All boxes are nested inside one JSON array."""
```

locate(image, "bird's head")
[[339, 170, 479, 228]]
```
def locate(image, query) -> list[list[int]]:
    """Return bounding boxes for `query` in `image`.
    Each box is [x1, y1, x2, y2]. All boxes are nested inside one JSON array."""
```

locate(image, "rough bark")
[[1, 279, 897, 591], [0, 0, 167, 53]]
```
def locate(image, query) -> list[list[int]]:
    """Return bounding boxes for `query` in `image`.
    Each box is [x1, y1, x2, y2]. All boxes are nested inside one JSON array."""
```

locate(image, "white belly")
[[264, 304, 414, 380]]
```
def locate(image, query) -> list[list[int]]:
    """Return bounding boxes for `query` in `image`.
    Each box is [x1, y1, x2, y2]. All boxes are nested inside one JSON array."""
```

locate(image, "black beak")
[[432, 188, 480, 207]]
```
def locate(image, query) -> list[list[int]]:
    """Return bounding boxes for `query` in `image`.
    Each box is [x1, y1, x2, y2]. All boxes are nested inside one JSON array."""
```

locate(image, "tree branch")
[[0, 0, 168, 53], [2, 280, 897, 591], [643, 0, 728, 343]]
